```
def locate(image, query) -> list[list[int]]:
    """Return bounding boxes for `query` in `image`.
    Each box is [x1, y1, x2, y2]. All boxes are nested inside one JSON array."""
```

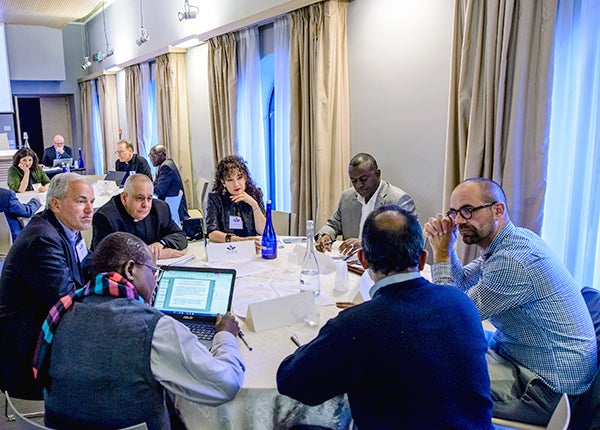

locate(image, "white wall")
[[83, 0, 455, 219], [348, 0, 454, 222]]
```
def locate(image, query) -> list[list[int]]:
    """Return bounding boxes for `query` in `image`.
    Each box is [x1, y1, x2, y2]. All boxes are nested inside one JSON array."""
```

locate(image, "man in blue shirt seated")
[[277, 205, 493, 429], [92, 174, 187, 259], [423, 177, 597, 426], [0, 187, 41, 241], [35, 232, 245, 429]]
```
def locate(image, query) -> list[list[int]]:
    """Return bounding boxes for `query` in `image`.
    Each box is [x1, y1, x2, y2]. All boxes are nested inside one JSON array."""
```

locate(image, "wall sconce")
[[178, 0, 199, 21]]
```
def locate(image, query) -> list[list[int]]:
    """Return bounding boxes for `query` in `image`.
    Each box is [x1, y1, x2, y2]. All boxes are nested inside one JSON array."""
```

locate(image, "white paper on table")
[[358, 269, 374, 301], [203, 258, 271, 278], [157, 254, 195, 267]]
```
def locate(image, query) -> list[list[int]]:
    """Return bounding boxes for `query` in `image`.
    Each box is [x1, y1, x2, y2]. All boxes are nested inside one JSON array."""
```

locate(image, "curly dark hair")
[[12, 147, 40, 171], [212, 155, 263, 203]]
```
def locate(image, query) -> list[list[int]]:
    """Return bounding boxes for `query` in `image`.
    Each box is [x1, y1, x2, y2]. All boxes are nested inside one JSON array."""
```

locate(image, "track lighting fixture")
[[92, 49, 114, 63], [178, 0, 199, 21], [136, 27, 150, 46], [81, 56, 92, 70], [136, 0, 150, 46]]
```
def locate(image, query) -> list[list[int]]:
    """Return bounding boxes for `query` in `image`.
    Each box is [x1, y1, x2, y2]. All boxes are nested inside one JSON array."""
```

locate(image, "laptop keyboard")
[[188, 323, 216, 340]]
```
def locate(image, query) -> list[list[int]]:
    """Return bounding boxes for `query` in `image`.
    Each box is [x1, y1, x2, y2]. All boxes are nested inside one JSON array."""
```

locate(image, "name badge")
[[76, 239, 88, 262], [229, 215, 243, 230]]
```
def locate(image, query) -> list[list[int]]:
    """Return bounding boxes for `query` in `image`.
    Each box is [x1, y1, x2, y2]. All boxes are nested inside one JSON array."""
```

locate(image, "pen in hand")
[[238, 330, 253, 351]]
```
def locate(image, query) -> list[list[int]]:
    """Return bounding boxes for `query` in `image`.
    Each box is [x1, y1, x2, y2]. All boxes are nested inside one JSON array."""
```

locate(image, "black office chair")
[[569, 286, 600, 430]]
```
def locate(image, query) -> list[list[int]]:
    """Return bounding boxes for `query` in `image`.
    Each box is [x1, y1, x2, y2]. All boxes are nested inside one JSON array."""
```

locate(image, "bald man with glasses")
[[91, 174, 187, 259], [41, 135, 73, 167], [423, 177, 597, 426]]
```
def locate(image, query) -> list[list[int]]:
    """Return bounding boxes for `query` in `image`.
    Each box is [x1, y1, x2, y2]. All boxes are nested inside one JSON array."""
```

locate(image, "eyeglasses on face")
[[446, 201, 497, 221], [135, 261, 159, 275], [134, 195, 154, 204]]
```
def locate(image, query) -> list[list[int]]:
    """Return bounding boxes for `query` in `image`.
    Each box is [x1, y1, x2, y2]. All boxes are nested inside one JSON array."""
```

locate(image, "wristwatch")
[[225, 233, 232, 243]]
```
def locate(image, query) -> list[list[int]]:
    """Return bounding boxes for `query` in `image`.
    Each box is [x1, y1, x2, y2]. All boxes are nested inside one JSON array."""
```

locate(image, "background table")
[[167, 241, 357, 429]]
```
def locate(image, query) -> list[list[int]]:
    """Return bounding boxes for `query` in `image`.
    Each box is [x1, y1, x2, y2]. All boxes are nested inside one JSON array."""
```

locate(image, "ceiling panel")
[[0, 0, 102, 29]]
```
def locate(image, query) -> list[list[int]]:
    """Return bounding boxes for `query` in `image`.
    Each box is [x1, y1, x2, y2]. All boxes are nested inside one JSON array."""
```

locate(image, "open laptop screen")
[[153, 266, 236, 319], [53, 158, 73, 167]]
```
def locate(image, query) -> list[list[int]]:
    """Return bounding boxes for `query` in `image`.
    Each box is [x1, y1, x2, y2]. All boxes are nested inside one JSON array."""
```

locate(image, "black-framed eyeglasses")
[[446, 201, 497, 221], [135, 262, 159, 275]]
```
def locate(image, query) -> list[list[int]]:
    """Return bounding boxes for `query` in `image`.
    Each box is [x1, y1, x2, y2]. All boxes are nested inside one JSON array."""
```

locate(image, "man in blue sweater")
[[277, 205, 493, 429]]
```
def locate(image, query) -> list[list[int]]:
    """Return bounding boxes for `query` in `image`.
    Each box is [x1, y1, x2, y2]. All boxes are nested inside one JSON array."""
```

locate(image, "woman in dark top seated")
[[206, 155, 266, 243], [7, 148, 51, 193]]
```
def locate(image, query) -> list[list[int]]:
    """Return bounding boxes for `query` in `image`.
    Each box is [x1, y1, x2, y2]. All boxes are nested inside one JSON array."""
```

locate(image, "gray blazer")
[[317, 181, 416, 240]]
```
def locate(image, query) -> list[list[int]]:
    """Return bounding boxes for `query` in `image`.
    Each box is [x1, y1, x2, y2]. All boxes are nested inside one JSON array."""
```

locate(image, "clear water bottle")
[[300, 220, 320, 296], [61, 163, 67, 173], [261, 200, 277, 259], [77, 147, 85, 169]]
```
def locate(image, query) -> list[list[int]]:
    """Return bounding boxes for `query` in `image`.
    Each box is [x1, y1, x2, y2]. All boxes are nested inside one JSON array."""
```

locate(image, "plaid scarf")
[[32, 272, 144, 379]]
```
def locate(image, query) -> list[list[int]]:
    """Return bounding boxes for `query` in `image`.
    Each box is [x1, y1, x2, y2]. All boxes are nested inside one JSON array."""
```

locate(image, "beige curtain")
[[97, 74, 120, 172], [78, 80, 95, 173], [445, 0, 557, 261], [289, 0, 350, 233], [207, 34, 237, 165], [124, 64, 143, 152], [156, 53, 194, 207]]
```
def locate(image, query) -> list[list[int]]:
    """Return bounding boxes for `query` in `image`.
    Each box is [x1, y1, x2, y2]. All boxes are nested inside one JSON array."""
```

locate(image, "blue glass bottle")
[[261, 200, 277, 259], [77, 147, 85, 169]]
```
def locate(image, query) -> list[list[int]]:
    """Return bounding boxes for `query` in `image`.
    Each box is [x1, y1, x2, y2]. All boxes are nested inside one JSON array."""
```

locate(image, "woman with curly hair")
[[7, 147, 50, 193], [206, 155, 266, 243]]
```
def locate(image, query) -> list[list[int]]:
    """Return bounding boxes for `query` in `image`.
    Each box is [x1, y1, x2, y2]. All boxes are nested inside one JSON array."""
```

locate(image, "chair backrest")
[[0, 211, 13, 257], [491, 393, 570, 430], [194, 177, 210, 217], [546, 393, 570, 430], [272, 210, 298, 236], [165, 190, 183, 226], [5, 391, 49, 430], [570, 287, 600, 430]]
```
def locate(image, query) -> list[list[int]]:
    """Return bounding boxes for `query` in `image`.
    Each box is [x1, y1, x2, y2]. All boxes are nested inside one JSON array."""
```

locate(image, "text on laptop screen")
[[154, 269, 234, 317]]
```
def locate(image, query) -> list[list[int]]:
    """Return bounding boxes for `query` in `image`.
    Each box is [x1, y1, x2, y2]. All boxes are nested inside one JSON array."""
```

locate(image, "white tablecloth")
[[167, 241, 358, 429]]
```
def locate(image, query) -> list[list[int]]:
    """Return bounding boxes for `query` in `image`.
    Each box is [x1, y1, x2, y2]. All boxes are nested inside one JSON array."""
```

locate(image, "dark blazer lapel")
[[45, 211, 84, 288]]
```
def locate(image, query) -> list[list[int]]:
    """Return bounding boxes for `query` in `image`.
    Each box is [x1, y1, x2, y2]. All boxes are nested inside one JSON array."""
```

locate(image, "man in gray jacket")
[[316, 153, 416, 255]]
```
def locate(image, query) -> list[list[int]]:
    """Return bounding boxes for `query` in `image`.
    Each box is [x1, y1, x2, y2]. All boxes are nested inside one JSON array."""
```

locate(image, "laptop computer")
[[104, 171, 127, 186], [153, 266, 236, 348], [53, 157, 73, 167]]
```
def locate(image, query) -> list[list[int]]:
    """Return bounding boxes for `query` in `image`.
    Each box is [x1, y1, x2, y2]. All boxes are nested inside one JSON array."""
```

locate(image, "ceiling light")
[[178, 0, 199, 21], [81, 56, 92, 70], [92, 48, 114, 62], [136, 27, 150, 46], [136, 0, 150, 46]]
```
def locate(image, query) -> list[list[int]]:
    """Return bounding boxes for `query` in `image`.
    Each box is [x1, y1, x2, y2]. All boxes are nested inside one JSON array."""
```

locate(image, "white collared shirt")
[[357, 180, 383, 238]]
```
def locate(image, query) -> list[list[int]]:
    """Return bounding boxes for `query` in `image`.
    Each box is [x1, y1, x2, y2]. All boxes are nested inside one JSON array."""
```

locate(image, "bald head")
[[361, 205, 424, 276], [53, 135, 66, 152]]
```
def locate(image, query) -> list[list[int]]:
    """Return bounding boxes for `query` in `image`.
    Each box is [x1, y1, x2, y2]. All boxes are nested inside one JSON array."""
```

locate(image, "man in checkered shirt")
[[424, 177, 597, 426]]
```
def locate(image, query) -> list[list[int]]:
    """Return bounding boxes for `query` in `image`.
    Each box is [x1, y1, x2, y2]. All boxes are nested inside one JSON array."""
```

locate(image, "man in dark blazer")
[[41, 135, 73, 167], [277, 206, 493, 429], [91, 174, 187, 260], [0, 173, 94, 399], [0, 187, 42, 241], [315, 153, 416, 256], [115, 139, 152, 179], [149, 144, 189, 222]]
